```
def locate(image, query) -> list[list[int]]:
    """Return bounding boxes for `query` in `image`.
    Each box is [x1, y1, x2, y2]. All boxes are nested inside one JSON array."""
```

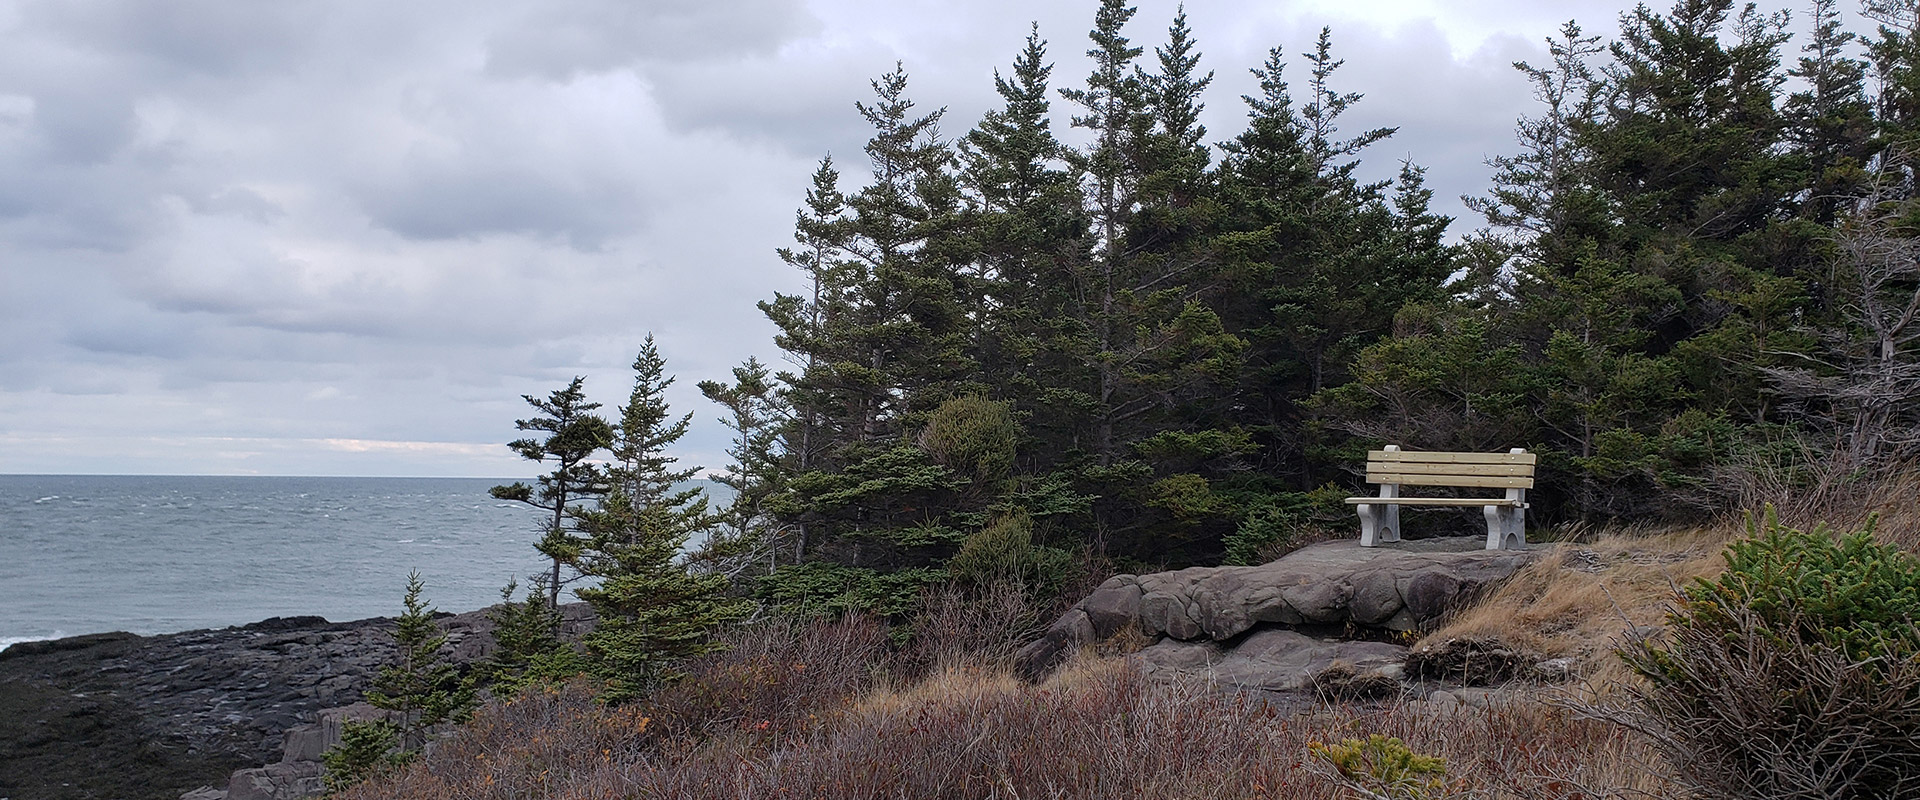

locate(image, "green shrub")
[[918, 395, 1018, 483], [321, 719, 406, 793], [1222, 486, 1347, 565], [947, 510, 1073, 591], [1681, 508, 1920, 662], [758, 562, 946, 620], [1615, 507, 1920, 798], [1308, 734, 1449, 799]]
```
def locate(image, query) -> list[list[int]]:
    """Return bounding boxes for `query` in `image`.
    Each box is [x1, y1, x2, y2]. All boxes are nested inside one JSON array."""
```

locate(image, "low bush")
[[1607, 508, 1920, 799], [339, 654, 1662, 800]]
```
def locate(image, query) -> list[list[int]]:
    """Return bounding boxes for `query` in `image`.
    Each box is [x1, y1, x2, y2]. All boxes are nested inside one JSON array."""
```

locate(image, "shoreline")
[[0, 604, 590, 800]]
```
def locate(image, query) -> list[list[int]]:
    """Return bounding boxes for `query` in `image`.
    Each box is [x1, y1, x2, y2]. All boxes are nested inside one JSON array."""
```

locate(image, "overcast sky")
[[0, 0, 1824, 477]]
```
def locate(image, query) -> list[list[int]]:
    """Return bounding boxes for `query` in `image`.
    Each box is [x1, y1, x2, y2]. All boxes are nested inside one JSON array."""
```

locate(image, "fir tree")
[[482, 575, 583, 693], [490, 378, 613, 606], [574, 340, 750, 703], [365, 571, 473, 752], [320, 719, 402, 792], [694, 357, 794, 576]]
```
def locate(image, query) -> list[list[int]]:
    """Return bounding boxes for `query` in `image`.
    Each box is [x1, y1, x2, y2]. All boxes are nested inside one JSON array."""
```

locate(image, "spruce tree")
[[365, 571, 473, 752], [694, 357, 794, 577], [482, 575, 583, 693], [490, 378, 613, 606], [573, 339, 750, 703]]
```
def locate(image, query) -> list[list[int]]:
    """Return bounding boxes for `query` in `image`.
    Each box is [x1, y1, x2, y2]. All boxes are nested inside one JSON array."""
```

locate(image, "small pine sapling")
[[483, 575, 585, 694], [366, 571, 474, 752]]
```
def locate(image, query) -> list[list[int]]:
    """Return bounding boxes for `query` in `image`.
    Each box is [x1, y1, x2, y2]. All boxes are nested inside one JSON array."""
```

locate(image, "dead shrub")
[[1310, 662, 1405, 702], [1406, 636, 1539, 686]]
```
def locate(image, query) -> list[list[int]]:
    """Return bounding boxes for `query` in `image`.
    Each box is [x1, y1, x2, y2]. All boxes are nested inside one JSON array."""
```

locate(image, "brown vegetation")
[[340, 473, 1920, 799], [340, 653, 1665, 800]]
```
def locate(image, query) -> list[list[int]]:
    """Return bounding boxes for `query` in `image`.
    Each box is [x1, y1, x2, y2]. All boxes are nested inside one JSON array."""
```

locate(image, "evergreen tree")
[[693, 357, 795, 577], [320, 719, 402, 792], [573, 340, 750, 703], [482, 575, 583, 693], [490, 378, 614, 606], [1786, 0, 1875, 226], [765, 65, 983, 581], [364, 571, 473, 752]]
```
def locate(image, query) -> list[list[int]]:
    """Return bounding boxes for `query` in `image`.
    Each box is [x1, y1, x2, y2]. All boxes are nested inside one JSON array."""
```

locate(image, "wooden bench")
[[1343, 446, 1535, 550]]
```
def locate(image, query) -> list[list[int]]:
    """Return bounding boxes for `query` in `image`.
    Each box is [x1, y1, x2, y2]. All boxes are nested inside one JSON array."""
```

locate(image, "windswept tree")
[[693, 356, 794, 577], [490, 378, 613, 606]]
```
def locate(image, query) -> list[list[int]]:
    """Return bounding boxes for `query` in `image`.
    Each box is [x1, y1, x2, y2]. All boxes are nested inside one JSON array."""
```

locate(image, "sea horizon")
[[0, 474, 730, 648]]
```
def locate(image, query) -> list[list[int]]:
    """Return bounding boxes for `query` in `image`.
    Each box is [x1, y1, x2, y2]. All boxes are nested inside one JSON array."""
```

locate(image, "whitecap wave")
[[32, 495, 58, 503], [1, 631, 67, 652]]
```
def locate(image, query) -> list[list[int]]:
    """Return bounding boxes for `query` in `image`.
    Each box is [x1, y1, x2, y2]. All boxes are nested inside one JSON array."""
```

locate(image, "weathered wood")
[[1367, 450, 1538, 465], [1359, 461, 1534, 477], [1344, 496, 1527, 507], [1365, 472, 1536, 489]]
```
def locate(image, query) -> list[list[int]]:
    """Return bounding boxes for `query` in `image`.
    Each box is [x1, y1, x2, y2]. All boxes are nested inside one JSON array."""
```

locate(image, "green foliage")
[[365, 572, 473, 754], [918, 395, 1019, 484], [1309, 734, 1449, 799], [490, 377, 613, 605], [1145, 473, 1217, 520], [483, 576, 586, 695], [1670, 508, 1920, 663], [1222, 485, 1347, 566], [320, 719, 405, 793], [759, 562, 946, 620], [573, 342, 754, 704], [947, 511, 1074, 591], [1616, 507, 1920, 797]]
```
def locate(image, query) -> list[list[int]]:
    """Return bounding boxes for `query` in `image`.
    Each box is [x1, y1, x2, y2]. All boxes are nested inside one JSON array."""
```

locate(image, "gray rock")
[[280, 702, 394, 763], [1135, 629, 1407, 692], [1012, 608, 1095, 682], [1016, 537, 1536, 682], [181, 787, 229, 800], [1081, 578, 1143, 640], [227, 760, 322, 800]]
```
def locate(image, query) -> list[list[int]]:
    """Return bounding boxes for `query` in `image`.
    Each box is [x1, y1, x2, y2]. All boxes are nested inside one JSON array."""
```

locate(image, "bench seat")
[[1344, 496, 1527, 508]]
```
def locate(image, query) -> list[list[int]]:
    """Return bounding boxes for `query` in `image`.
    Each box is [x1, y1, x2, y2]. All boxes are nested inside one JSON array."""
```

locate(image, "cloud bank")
[[0, 0, 1802, 475]]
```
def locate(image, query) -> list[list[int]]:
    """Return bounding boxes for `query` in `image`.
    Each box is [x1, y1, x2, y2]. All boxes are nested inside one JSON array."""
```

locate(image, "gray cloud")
[[484, 0, 817, 79], [0, 0, 1811, 475]]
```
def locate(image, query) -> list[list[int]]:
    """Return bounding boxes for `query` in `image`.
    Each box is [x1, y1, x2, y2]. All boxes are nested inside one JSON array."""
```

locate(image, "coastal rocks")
[[0, 603, 593, 800], [1134, 629, 1408, 693], [1016, 537, 1537, 686], [224, 760, 323, 800]]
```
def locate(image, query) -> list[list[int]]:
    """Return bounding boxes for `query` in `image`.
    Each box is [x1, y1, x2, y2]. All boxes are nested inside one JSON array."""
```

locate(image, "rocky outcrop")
[[0, 604, 591, 800], [1017, 537, 1538, 688], [1134, 629, 1408, 693]]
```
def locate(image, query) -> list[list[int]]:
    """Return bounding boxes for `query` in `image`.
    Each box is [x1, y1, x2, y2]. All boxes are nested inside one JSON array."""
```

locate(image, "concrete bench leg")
[[1482, 493, 1527, 549], [1359, 495, 1401, 547], [1483, 505, 1509, 549]]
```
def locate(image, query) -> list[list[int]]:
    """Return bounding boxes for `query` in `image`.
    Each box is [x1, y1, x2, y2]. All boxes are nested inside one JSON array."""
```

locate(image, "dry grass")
[[1722, 457, 1920, 553], [1417, 524, 1732, 687], [344, 654, 1670, 800], [353, 502, 1920, 799]]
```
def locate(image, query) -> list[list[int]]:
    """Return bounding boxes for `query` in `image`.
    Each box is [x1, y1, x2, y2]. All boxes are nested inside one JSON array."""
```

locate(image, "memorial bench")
[[1344, 445, 1535, 550]]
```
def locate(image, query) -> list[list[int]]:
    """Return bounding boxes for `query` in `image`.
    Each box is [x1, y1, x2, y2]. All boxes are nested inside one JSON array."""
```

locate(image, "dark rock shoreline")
[[0, 605, 588, 800]]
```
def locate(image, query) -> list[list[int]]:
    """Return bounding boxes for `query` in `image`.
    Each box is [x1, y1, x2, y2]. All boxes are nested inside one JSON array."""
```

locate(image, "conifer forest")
[[508, 0, 1920, 620]]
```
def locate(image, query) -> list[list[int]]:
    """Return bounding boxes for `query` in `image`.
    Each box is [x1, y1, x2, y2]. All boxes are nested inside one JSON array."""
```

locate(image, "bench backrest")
[[1366, 449, 1536, 489]]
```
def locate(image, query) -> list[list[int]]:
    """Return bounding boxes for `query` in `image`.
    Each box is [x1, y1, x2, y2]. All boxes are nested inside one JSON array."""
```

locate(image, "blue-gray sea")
[[0, 475, 728, 649]]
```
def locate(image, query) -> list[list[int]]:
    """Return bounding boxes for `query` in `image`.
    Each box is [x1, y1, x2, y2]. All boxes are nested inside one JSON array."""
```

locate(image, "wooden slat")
[[1366, 472, 1535, 489], [1345, 496, 1526, 507], [1361, 461, 1533, 477], [1368, 449, 1536, 465]]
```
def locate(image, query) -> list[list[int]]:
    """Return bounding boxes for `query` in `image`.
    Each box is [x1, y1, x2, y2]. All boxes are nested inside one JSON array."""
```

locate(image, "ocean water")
[[0, 475, 728, 647]]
